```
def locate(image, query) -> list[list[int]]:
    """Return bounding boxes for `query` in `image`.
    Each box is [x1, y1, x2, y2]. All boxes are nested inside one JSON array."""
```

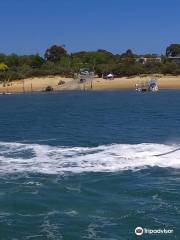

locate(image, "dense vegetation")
[[0, 44, 180, 82]]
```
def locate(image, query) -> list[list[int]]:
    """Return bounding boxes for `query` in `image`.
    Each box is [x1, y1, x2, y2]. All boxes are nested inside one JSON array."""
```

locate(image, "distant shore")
[[1, 75, 180, 93]]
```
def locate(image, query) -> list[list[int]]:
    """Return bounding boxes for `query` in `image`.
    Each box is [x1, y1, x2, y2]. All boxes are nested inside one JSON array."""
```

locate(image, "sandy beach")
[[1, 75, 180, 93]]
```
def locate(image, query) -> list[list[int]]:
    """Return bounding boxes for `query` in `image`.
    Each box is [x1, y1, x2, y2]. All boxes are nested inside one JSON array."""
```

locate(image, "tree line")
[[0, 44, 180, 82]]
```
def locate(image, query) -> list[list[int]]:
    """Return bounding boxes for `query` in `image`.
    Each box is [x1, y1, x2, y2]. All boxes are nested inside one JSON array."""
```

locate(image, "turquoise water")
[[0, 91, 180, 239]]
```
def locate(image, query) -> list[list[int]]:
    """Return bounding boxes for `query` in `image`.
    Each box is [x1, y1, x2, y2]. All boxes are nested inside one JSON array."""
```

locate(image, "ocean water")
[[0, 91, 180, 239]]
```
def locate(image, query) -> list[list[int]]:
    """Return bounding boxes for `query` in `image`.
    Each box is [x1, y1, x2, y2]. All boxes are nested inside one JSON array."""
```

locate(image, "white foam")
[[0, 142, 180, 175]]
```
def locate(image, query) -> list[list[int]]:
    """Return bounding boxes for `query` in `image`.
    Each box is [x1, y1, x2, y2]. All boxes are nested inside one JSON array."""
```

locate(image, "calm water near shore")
[[0, 91, 180, 239]]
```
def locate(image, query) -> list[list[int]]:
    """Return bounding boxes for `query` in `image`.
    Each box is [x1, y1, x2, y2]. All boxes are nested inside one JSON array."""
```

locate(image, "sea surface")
[[0, 91, 180, 239]]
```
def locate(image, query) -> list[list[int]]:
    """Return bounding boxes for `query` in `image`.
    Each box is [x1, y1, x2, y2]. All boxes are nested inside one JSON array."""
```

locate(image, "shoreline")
[[1, 75, 180, 93]]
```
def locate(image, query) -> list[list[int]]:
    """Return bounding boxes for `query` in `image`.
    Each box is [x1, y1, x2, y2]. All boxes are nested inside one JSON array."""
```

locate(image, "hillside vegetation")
[[0, 44, 180, 82]]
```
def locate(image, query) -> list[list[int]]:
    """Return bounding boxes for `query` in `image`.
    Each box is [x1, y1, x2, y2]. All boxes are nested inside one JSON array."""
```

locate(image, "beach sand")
[[91, 75, 180, 90], [0, 75, 180, 93]]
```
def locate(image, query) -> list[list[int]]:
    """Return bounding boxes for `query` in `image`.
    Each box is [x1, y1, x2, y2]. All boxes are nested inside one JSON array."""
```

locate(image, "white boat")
[[135, 79, 159, 92], [0, 92, 12, 95]]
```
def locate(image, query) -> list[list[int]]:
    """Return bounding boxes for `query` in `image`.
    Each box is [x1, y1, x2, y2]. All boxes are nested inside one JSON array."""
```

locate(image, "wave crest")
[[0, 142, 179, 174]]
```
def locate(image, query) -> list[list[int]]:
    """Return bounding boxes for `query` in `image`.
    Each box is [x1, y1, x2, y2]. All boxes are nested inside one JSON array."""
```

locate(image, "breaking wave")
[[0, 142, 180, 175]]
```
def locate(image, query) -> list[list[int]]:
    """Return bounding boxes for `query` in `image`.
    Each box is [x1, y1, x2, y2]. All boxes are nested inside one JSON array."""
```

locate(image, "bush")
[[1, 44, 180, 81]]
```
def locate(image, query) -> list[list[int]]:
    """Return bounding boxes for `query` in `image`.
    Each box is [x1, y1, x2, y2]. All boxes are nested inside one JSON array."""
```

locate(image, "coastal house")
[[136, 56, 162, 64], [168, 55, 180, 64]]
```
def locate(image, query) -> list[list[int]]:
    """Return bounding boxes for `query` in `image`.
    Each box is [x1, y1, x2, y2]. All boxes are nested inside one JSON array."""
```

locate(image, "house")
[[168, 55, 180, 64], [136, 56, 162, 64]]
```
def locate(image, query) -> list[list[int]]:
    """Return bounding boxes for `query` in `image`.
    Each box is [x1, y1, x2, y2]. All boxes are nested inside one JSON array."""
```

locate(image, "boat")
[[0, 92, 12, 95], [135, 79, 159, 92]]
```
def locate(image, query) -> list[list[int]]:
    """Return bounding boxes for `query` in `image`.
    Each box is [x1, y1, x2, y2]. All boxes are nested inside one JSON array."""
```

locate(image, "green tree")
[[162, 62, 179, 75], [120, 49, 136, 65], [0, 63, 8, 71], [44, 45, 67, 63], [0, 63, 9, 82], [5, 54, 20, 67], [0, 54, 6, 63], [20, 55, 44, 68], [121, 49, 135, 58]]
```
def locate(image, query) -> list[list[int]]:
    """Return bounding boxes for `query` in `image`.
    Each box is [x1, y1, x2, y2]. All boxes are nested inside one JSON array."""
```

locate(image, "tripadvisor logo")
[[135, 227, 143, 236], [135, 226, 174, 236]]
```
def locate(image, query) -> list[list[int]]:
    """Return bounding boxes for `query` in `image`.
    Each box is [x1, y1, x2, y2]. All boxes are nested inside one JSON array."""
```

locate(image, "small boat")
[[135, 79, 159, 92], [0, 92, 12, 95]]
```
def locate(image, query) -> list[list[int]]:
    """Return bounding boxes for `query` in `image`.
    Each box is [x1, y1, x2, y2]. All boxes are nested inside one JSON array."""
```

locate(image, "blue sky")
[[0, 0, 180, 55]]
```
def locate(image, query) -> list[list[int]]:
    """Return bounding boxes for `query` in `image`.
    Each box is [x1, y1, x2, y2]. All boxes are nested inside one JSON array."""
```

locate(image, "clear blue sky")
[[0, 0, 179, 56]]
